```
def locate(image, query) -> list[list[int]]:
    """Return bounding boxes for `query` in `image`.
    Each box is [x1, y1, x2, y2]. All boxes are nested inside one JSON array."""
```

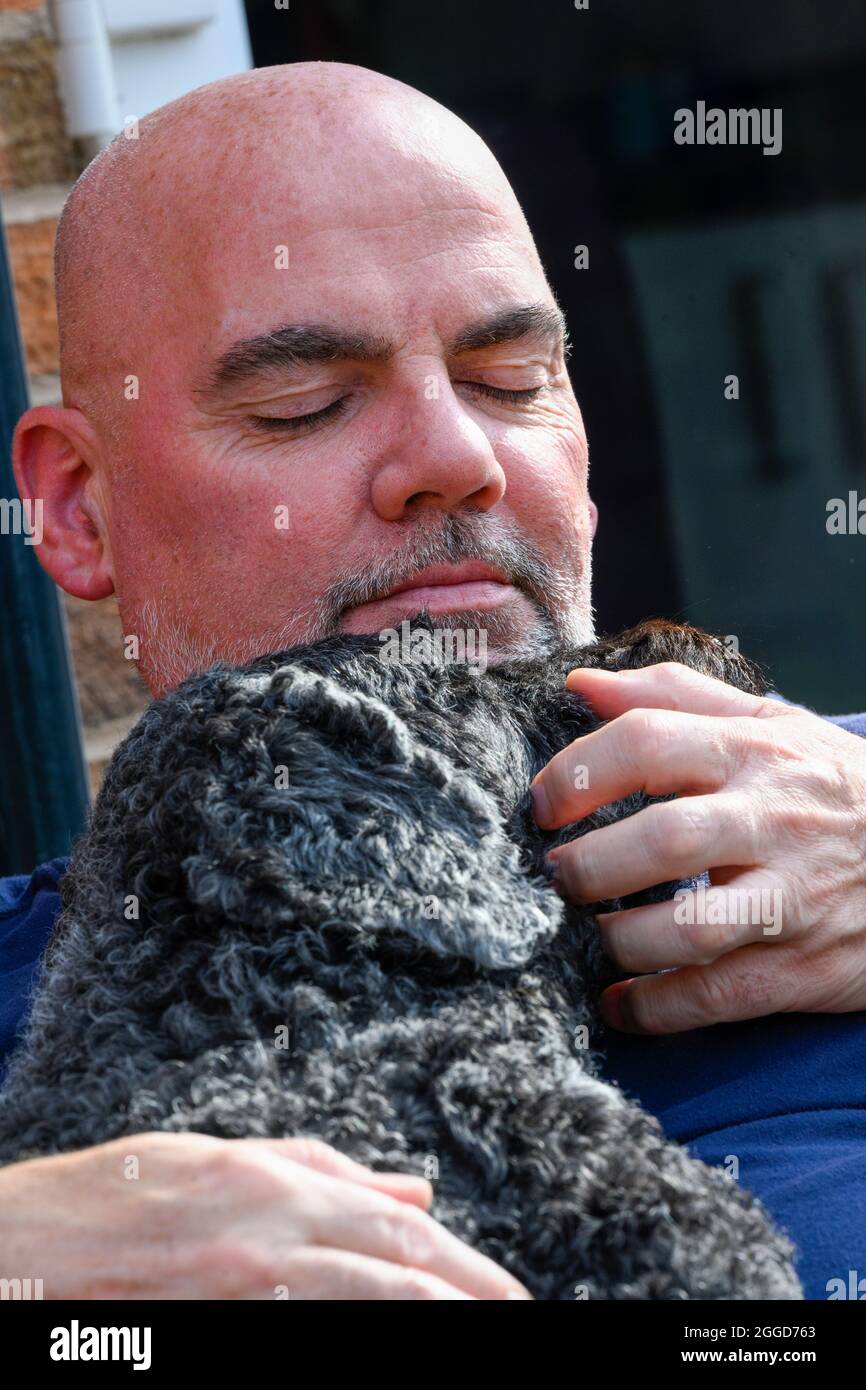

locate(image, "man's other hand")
[[531, 661, 866, 1034], [0, 1133, 531, 1299]]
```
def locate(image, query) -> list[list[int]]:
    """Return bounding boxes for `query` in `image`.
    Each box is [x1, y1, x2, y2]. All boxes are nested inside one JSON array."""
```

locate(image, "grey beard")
[[300, 511, 594, 656], [126, 511, 594, 693]]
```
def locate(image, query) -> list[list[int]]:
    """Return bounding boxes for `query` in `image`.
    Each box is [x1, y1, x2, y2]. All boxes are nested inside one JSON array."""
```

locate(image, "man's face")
[[100, 112, 594, 694]]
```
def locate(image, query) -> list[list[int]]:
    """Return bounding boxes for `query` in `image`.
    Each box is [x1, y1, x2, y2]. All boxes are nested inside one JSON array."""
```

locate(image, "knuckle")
[[685, 913, 741, 961], [657, 661, 686, 679], [282, 1136, 335, 1169], [688, 961, 772, 1021], [398, 1270, 444, 1300], [687, 968, 736, 1020], [377, 1204, 437, 1268], [619, 708, 670, 767], [655, 661, 697, 699], [754, 695, 793, 722], [677, 921, 714, 966], [724, 792, 757, 851], [108, 1130, 191, 1158], [649, 801, 712, 863], [203, 1140, 253, 1186], [205, 1141, 291, 1200], [805, 756, 856, 809], [774, 792, 821, 842]]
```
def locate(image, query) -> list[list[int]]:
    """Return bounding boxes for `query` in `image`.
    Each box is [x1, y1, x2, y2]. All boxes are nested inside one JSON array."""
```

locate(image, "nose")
[[370, 379, 507, 522]]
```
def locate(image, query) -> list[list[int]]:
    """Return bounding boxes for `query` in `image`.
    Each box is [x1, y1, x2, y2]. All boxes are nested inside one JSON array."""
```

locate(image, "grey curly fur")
[[0, 619, 801, 1300]]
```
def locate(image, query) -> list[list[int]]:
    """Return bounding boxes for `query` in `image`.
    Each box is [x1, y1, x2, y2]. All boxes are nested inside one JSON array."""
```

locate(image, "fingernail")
[[602, 982, 635, 1032], [530, 779, 553, 826]]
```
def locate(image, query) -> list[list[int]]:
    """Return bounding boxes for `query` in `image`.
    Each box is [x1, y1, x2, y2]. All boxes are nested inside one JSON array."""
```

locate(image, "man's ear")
[[588, 496, 598, 539], [12, 405, 115, 600]]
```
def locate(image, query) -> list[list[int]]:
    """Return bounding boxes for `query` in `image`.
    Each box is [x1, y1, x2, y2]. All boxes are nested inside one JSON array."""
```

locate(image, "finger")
[[308, 1181, 532, 1300], [565, 661, 785, 721], [596, 874, 791, 972], [274, 1247, 479, 1300], [246, 1137, 433, 1207], [531, 706, 736, 830], [547, 794, 755, 903], [600, 943, 802, 1034]]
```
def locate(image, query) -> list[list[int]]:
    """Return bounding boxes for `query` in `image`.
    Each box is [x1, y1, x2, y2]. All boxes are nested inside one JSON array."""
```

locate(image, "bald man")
[[2, 63, 866, 1299]]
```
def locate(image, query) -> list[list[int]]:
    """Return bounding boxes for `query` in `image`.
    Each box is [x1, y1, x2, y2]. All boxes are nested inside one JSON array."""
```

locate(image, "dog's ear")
[[136, 660, 565, 977], [259, 665, 565, 974], [579, 619, 767, 696]]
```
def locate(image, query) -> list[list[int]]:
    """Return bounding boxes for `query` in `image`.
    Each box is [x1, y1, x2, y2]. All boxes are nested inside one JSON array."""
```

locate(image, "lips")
[[344, 562, 518, 625], [384, 562, 510, 597]]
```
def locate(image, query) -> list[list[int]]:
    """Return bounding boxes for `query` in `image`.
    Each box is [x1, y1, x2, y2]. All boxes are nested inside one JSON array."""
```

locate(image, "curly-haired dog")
[[0, 620, 801, 1299]]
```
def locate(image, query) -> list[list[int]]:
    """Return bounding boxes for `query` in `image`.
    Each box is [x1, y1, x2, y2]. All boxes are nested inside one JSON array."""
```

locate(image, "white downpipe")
[[51, 0, 119, 156]]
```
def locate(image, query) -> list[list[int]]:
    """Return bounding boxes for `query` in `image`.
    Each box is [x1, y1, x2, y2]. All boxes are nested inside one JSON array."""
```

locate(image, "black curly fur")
[[0, 620, 801, 1299]]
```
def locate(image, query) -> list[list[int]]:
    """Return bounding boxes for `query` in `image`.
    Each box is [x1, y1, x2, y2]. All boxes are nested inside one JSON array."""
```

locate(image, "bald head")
[[20, 61, 594, 695], [55, 63, 539, 446]]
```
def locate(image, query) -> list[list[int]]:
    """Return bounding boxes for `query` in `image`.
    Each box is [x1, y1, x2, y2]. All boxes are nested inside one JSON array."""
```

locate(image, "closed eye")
[[460, 383, 544, 406], [247, 382, 544, 436], [248, 397, 349, 435]]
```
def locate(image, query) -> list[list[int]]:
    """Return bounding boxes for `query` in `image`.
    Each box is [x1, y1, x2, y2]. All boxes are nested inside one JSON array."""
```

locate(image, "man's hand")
[[0, 1133, 531, 1299], [530, 661, 866, 1034]]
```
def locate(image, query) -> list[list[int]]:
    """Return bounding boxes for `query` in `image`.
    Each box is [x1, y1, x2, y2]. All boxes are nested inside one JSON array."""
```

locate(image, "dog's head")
[[59, 629, 565, 987]]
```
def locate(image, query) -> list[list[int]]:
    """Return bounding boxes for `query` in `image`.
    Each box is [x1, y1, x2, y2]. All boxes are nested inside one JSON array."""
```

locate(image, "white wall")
[[107, 0, 253, 122], [51, 0, 253, 150]]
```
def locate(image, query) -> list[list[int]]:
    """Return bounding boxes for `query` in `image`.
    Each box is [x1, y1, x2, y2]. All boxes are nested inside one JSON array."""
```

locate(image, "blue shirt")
[[0, 857, 67, 1077], [2, 713, 865, 1300], [600, 707, 866, 1301]]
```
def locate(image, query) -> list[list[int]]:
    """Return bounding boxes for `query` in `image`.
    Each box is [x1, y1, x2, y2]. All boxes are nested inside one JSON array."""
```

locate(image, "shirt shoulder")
[[0, 858, 67, 1076]]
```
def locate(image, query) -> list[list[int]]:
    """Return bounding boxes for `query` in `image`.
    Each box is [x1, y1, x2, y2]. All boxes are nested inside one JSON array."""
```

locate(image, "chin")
[[385, 600, 563, 666]]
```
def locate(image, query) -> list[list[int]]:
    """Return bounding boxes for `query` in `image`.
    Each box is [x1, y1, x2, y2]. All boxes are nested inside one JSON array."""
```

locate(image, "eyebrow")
[[447, 303, 568, 355], [192, 324, 392, 403], [193, 302, 569, 403]]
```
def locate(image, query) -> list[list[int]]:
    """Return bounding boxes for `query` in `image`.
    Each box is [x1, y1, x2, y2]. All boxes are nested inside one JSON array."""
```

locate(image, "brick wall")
[[1, 0, 150, 792], [0, 1, 72, 387]]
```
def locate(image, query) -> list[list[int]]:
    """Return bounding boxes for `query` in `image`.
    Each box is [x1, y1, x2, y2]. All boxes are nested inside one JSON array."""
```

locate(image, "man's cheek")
[[497, 406, 588, 485], [498, 437, 589, 542]]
